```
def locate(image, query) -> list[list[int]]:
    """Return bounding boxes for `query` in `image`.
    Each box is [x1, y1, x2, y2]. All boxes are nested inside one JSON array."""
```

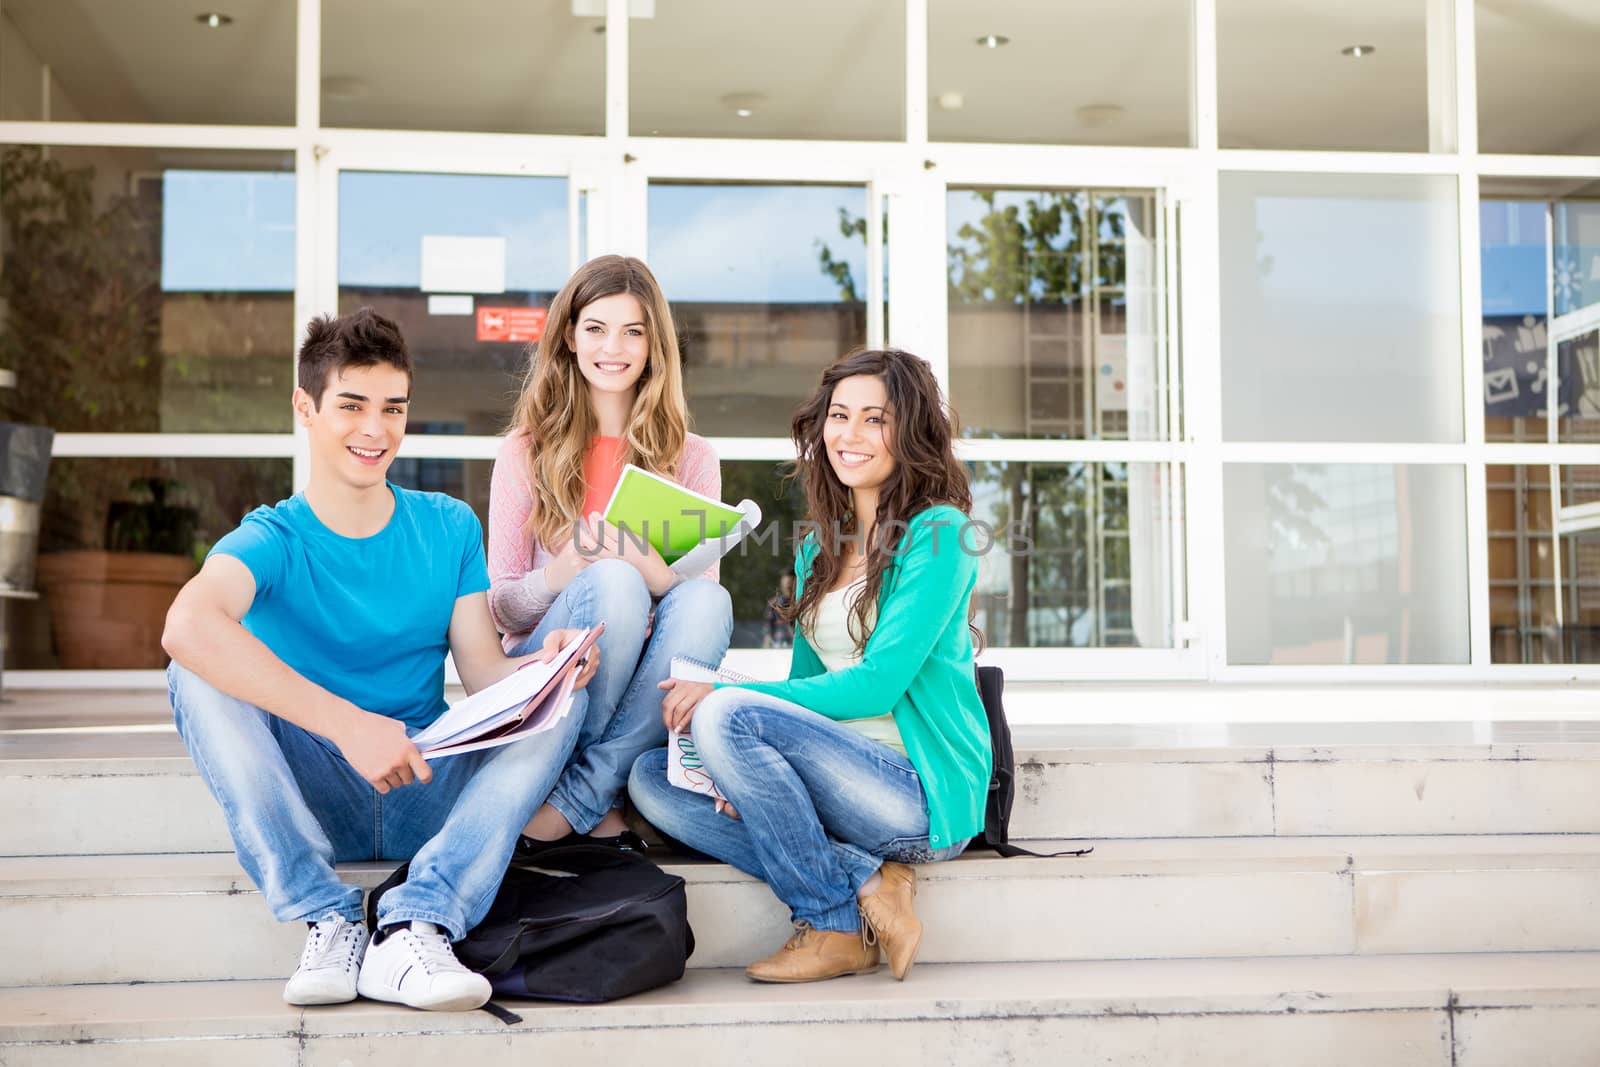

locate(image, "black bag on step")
[[366, 841, 694, 1002], [975, 664, 1092, 859]]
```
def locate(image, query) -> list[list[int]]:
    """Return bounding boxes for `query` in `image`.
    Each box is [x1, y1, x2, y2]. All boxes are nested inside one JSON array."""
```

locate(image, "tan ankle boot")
[[744, 921, 880, 983], [858, 861, 923, 980]]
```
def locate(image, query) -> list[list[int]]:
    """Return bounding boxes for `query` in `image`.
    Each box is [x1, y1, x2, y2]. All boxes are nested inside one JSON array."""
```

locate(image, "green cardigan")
[[725, 504, 992, 847]]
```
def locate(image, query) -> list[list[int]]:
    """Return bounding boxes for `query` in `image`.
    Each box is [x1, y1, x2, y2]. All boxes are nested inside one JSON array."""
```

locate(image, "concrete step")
[[5, 836, 1600, 988], [5, 722, 1600, 855], [3, 953, 1599, 1066]]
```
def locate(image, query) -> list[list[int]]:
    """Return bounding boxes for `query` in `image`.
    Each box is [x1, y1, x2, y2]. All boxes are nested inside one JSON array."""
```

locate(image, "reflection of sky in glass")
[[162, 171, 296, 291], [1482, 201, 1548, 317], [648, 184, 867, 303], [162, 172, 1576, 325], [338, 172, 568, 290]]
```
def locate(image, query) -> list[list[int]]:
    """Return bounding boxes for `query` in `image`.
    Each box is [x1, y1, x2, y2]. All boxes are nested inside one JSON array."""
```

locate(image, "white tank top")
[[803, 580, 906, 755]]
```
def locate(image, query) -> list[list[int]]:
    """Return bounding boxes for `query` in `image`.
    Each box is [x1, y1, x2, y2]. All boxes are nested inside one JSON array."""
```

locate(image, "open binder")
[[412, 625, 604, 760]]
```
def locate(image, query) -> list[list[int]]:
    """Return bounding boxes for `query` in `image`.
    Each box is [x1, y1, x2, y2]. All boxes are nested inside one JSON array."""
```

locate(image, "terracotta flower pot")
[[35, 550, 195, 669]]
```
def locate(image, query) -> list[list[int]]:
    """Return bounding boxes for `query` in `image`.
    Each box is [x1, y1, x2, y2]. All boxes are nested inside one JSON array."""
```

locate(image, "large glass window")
[[631, 1, 903, 140], [1488, 464, 1600, 664], [0, 1, 295, 124], [948, 187, 1174, 441], [1224, 463, 1470, 665], [321, 1, 602, 134], [969, 462, 1184, 649], [1481, 181, 1600, 442], [10, 458, 292, 670], [648, 182, 869, 437], [1220, 172, 1463, 443], [1219, 0, 1443, 152], [0, 146, 297, 435], [1477, 2, 1600, 155], [929, 0, 1191, 147], [337, 171, 569, 435]]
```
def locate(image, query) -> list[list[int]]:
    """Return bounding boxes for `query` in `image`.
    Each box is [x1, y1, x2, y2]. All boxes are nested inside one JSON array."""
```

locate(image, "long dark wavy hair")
[[782, 348, 972, 655]]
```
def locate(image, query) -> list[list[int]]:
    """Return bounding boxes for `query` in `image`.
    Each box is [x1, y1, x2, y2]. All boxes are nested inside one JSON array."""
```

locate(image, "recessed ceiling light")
[[976, 34, 1009, 48], [1341, 44, 1376, 57], [936, 91, 965, 111], [720, 92, 765, 118], [195, 12, 233, 28], [1075, 103, 1125, 128], [321, 76, 369, 101]]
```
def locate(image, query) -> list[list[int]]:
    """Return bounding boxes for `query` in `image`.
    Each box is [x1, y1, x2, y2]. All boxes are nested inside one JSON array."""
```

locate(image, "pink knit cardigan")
[[487, 431, 722, 649]]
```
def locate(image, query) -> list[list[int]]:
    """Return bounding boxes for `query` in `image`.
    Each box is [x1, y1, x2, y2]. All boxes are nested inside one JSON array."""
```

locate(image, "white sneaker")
[[283, 918, 368, 1005], [356, 921, 491, 1012]]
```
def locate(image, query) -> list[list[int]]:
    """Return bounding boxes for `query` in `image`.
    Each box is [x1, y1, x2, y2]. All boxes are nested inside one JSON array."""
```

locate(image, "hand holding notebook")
[[664, 656, 758, 799], [412, 625, 604, 760], [601, 465, 762, 577]]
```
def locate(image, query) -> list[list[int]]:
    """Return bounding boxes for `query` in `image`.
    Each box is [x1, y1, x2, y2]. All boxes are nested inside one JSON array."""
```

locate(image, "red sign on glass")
[[476, 307, 547, 343]]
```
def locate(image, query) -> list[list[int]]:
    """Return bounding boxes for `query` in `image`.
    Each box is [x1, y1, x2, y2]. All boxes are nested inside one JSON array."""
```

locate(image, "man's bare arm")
[[447, 591, 598, 695], [162, 554, 431, 792]]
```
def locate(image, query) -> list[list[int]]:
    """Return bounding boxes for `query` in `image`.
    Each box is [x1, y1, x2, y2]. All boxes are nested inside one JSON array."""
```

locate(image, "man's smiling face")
[[294, 363, 410, 491]]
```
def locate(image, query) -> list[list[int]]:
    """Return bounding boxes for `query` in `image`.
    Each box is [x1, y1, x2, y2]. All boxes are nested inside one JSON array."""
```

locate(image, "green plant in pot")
[[0, 145, 193, 668]]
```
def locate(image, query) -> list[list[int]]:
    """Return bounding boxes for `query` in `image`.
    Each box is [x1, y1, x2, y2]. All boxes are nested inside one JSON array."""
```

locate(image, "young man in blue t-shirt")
[[163, 308, 597, 1012]]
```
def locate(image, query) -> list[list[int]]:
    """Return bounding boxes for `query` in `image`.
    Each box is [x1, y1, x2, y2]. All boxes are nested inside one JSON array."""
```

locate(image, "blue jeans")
[[511, 559, 733, 834], [169, 662, 585, 940], [628, 687, 967, 934]]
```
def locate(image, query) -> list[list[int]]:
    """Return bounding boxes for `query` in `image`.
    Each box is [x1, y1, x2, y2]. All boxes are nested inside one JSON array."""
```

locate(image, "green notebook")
[[602, 464, 747, 565]]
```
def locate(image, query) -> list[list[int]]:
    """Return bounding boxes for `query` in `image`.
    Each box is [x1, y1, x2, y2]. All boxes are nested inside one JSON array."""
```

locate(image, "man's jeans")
[[169, 663, 585, 940], [511, 559, 733, 834], [628, 686, 967, 934]]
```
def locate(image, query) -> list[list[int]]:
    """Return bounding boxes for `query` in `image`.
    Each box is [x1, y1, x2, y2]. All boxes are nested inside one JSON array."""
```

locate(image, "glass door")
[[318, 159, 582, 532]]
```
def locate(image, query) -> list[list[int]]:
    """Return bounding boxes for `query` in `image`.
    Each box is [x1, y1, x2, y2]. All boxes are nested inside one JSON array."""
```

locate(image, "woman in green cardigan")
[[628, 348, 991, 984]]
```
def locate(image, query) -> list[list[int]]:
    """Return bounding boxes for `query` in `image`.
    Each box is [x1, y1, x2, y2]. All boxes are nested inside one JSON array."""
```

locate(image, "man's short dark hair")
[[297, 307, 413, 408]]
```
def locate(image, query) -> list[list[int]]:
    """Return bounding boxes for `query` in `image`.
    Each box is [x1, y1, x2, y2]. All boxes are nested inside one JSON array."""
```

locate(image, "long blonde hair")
[[511, 255, 689, 552]]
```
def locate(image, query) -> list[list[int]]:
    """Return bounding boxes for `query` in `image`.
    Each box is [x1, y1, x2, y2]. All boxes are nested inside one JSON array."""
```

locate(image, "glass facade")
[[1219, 0, 1437, 152], [337, 171, 569, 436], [322, 1, 603, 135], [1, 2, 1596, 688], [1224, 464, 1470, 665], [647, 182, 869, 437], [1219, 172, 1462, 443], [929, 0, 1191, 147], [632, 1, 903, 140]]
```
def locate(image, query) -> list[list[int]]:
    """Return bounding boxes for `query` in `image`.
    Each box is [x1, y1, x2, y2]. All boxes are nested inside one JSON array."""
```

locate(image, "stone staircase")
[[2, 702, 1599, 1065]]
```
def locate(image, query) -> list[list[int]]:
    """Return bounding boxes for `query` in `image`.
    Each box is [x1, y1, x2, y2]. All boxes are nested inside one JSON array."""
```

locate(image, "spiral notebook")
[[665, 656, 757, 800]]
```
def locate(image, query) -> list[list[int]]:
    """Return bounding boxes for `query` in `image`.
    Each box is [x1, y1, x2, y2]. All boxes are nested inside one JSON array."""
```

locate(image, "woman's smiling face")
[[568, 291, 649, 399], [823, 373, 896, 494]]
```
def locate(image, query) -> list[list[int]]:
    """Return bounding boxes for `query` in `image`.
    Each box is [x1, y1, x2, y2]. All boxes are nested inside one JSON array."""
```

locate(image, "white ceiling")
[[2, 0, 1597, 153]]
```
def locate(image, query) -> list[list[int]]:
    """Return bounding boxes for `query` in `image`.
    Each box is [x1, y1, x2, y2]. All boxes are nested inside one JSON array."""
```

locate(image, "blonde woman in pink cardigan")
[[489, 255, 733, 850]]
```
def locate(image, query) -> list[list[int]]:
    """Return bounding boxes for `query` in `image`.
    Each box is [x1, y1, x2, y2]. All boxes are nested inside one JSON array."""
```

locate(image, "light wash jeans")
[[169, 663, 585, 940], [511, 558, 733, 835], [628, 686, 967, 934]]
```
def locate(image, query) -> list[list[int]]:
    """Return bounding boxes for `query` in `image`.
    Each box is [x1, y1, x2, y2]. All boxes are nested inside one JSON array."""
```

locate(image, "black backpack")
[[975, 664, 1091, 858], [367, 841, 694, 1004]]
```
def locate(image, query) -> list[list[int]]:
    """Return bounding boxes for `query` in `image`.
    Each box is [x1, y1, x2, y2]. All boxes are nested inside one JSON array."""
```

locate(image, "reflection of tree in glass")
[[944, 191, 1124, 647], [814, 208, 871, 303], [1263, 466, 1331, 556], [812, 190, 1136, 648], [719, 463, 808, 647], [0, 147, 286, 554]]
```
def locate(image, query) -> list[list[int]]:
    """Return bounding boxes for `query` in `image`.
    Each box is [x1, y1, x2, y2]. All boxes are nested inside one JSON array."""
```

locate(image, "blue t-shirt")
[[209, 484, 489, 730]]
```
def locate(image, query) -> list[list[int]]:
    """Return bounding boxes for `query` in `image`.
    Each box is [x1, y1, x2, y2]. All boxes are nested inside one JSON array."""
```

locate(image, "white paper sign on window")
[[421, 236, 506, 294]]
